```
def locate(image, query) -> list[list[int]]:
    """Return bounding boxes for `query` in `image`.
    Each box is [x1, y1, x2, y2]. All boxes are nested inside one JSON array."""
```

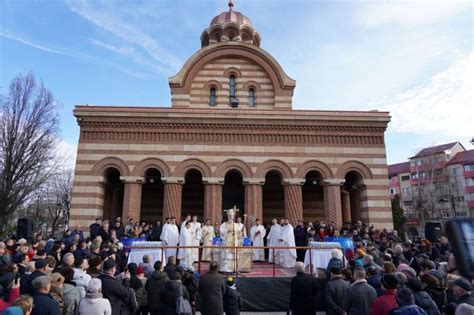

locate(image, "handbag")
[[176, 284, 192, 315]]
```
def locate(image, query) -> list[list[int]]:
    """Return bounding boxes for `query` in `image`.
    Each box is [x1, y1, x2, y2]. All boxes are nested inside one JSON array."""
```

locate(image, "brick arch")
[[172, 158, 212, 177], [91, 157, 130, 177], [131, 158, 171, 177], [336, 160, 373, 179], [242, 81, 262, 92], [295, 160, 333, 179], [204, 80, 223, 90], [223, 67, 243, 78], [214, 159, 253, 178], [255, 159, 293, 179]]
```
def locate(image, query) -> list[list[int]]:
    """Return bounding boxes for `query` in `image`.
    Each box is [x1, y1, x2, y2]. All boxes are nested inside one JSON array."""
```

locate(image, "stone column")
[[243, 178, 264, 226], [202, 177, 224, 224], [162, 177, 185, 221], [323, 179, 344, 227], [283, 178, 305, 225], [341, 189, 351, 223], [120, 176, 144, 222]]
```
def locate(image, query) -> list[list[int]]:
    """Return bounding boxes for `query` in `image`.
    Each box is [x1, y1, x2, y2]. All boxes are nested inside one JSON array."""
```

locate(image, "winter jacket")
[[73, 268, 92, 289], [368, 275, 385, 297], [49, 284, 65, 315], [458, 293, 474, 306], [389, 305, 427, 315], [138, 263, 154, 278], [325, 277, 351, 315], [145, 271, 169, 312], [344, 279, 377, 315], [424, 287, 446, 312], [98, 273, 137, 315], [160, 280, 190, 315], [31, 292, 61, 315], [132, 277, 147, 307], [290, 272, 317, 315], [326, 258, 344, 278], [63, 282, 85, 315], [223, 286, 242, 315], [413, 291, 440, 315], [0, 287, 19, 312], [197, 270, 226, 315], [21, 270, 47, 295], [77, 292, 112, 315], [370, 289, 398, 315]]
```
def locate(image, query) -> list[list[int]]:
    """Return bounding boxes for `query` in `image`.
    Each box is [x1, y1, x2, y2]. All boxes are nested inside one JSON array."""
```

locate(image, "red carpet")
[[196, 261, 296, 278]]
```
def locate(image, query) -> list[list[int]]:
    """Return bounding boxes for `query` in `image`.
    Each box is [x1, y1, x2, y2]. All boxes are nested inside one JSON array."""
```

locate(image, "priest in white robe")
[[267, 218, 281, 263], [278, 218, 297, 268], [250, 219, 266, 261], [190, 215, 202, 262], [200, 219, 214, 261], [178, 221, 194, 268], [236, 216, 247, 238], [161, 217, 180, 261]]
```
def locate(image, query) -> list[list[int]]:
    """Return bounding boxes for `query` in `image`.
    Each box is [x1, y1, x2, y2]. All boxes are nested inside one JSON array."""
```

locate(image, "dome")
[[201, 0, 261, 48]]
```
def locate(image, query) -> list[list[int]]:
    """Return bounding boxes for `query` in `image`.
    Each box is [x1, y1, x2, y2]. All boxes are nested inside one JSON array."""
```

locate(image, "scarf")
[[85, 291, 103, 300]]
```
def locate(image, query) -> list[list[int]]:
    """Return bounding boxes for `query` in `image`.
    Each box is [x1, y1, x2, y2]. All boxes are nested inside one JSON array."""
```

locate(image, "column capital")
[[120, 176, 144, 184], [242, 178, 265, 185], [282, 178, 305, 186], [202, 177, 225, 185], [322, 178, 345, 186], [161, 176, 185, 184]]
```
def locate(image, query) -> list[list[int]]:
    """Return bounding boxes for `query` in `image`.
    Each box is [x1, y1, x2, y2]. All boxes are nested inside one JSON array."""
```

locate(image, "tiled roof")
[[411, 142, 461, 158], [388, 162, 410, 176], [447, 149, 474, 166]]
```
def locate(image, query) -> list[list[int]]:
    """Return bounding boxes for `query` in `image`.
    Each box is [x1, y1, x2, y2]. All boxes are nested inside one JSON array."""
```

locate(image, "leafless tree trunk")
[[0, 73, 60, 234]]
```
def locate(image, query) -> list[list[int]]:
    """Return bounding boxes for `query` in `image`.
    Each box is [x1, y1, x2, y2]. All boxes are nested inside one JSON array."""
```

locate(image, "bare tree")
[[0, 73, 60, 234], [44, 170, 73, 236]]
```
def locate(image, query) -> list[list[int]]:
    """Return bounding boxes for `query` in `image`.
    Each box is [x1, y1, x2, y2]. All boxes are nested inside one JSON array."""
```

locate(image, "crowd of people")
[[0, 215, 472, 315]]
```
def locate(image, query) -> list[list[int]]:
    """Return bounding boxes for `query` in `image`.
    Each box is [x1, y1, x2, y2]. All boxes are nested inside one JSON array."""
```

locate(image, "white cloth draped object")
[[303, 241, 343, 271], [127, 241, 163, 265]]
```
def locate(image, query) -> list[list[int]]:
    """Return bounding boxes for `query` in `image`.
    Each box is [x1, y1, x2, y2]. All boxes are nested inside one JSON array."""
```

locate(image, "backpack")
[[176, 284, 192, 315]]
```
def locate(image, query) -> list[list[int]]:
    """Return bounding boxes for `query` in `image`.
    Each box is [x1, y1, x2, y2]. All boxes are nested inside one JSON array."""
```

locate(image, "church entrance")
[[262, 171, 285, 225], [302, 171, 325, 223], [341, 171, 364, 222], [181, 169, 205, 221], [103, 167, 124, 222], [222, 170, 245, 215], [140, 168, 164, 223]]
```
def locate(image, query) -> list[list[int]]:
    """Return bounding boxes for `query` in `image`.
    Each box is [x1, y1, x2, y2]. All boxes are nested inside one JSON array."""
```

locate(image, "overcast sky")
[[1, 0, 472, 165]]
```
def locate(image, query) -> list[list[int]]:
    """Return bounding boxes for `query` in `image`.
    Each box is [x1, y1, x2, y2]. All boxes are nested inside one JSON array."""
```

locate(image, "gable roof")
[[447, 149, 474, 166], [388, 162, 410, 176], [411, 142, 462, 159]]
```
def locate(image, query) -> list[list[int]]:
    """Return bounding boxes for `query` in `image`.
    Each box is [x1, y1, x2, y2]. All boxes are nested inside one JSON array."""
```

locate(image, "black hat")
[[0, 273, 15, 288], [330, 267, 342, 275], [34, 258, 48, 269], [103, 258, 116, 271], [407, 278, 426, 292], [74, 257, 84, 268], [381, 274, 399, 290], [454, 278, 472, 291]]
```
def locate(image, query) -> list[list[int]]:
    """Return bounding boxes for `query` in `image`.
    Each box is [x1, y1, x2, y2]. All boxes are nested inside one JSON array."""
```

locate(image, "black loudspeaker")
[[17, 218, 33, 239], [425, 222, 443, 243]]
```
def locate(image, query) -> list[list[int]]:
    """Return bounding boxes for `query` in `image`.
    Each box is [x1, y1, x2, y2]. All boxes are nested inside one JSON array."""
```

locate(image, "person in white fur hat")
[[77, 278, 112, 315]]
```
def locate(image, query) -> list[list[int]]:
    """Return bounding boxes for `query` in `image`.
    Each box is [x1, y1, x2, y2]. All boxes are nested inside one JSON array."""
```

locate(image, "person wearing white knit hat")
[[76, 278, 112, 315]]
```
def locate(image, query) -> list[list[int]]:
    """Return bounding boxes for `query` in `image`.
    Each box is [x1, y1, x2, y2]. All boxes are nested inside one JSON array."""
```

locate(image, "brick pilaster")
[[283, 179, 305, 225], [323, 179, 344, 227], [203, 177, 224, 224], [162, 177, 184, 222], [121, 176, 144, 222], [243, 178, 264, 227]]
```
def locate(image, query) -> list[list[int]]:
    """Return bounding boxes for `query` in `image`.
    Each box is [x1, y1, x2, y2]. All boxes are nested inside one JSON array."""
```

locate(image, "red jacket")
[[0, 287, 20, 312], [370, 289, 397, 315]]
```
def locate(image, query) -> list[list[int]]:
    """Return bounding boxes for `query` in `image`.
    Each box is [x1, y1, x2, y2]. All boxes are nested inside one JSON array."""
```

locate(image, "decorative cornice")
[[242, 178, 265, 185], [282, 178, 306, 186], [120, 176, 144, 183], [322, 178, 345, 186], [161, 176, 185, 184], [202, 177, 225, 184]]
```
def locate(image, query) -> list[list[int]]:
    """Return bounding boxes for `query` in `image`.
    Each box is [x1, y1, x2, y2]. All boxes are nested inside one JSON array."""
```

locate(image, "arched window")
[[209, 87, 217, 106], [229, 75, 236, 98], [248, 88, 255, 107]]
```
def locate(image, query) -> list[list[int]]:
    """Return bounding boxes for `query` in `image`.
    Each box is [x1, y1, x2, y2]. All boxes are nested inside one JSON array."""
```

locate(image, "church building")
[[70, 2, 393, 229]]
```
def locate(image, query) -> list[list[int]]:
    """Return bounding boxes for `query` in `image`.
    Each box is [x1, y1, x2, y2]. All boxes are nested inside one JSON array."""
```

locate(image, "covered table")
[[127, 241, 163, 265], [303, 241, 342, 272]]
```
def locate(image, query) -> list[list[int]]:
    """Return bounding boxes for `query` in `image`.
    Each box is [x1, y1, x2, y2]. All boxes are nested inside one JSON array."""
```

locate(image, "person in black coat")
[[453, 278, 474, 306], [223, 277, 242, 315], [146, 261, 169, 315], [98, 259, 137, 315], [289, 262, 317, 315], [89, 218, 102, 240], [325, 267, 351, 315], [151, 221, 162, 241], [31, 276, 61, 315], [314, 269, 327, 313], [21, 259, 48, 295], [197, 262, 226, 315], [160, 271, 190, 315], [294, 221, 307, 262], [164, 256, 179, 280]]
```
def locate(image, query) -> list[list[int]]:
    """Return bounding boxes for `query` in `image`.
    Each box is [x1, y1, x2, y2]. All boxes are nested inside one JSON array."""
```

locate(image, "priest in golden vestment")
[[219, 207, 243, 272]]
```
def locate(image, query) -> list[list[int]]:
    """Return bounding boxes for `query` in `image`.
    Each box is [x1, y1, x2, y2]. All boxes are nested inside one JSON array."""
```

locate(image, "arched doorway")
[[302, 171, 324, 223], [140, 168, 164, 223], [262, 171, 285, 225], [222, 171, 245, 214], [181, 169, 205, 221], [342, 171, 364, 223], [103, 167, 124, 221]]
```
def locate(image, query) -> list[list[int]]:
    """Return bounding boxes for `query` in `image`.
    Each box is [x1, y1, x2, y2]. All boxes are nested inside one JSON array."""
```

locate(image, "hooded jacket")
[[413, 291, 440, 315], [77, 291, 112, 315], [145, 270, 169, 312]]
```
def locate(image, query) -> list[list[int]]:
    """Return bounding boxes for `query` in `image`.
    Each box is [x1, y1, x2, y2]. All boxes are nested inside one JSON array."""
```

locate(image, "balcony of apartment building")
[[410, 161, 447, 173]]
